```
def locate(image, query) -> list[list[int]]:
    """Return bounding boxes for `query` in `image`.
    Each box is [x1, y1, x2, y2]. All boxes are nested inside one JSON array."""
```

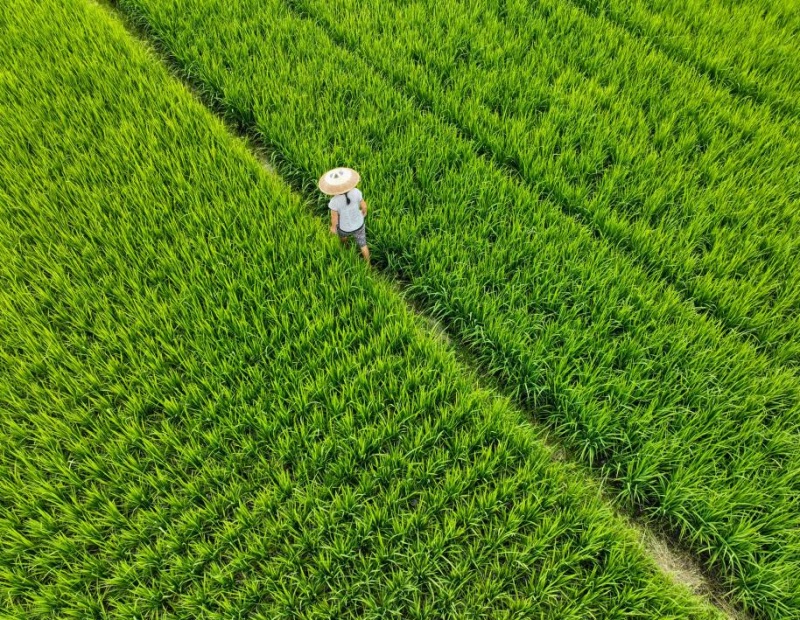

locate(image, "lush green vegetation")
[[110, 0, 800, 616], [293, 0, 800, 365], [571, 0, 800, 117], [0, 0, 725, 617]]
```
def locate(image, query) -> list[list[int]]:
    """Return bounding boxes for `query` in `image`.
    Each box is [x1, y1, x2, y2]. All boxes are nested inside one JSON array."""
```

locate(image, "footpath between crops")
[[91, 0, 748, 617]]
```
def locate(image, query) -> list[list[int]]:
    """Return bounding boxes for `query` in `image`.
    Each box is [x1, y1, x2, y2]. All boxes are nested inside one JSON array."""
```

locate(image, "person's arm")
[[360, 199, 368, 217], [330, 209, 339, 234]]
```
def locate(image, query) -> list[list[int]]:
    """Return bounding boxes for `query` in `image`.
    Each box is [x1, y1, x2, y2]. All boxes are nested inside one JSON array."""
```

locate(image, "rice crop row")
[[112, 0, 800, 616], [570, 0, 800, 118], [291, 0, 800, 366], [0, 0, 722, 617]]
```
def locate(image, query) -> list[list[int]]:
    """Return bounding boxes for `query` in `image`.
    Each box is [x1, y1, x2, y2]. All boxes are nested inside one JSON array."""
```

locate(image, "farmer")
[[318, 167, 370, 265]]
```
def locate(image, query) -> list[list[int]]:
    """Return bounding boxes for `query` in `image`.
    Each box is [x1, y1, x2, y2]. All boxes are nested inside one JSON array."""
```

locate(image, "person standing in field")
[[319, 167, 370, 265]]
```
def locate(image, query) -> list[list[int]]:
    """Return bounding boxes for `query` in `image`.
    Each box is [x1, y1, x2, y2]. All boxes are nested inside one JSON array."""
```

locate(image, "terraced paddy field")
[[1, 0, 798, 618]]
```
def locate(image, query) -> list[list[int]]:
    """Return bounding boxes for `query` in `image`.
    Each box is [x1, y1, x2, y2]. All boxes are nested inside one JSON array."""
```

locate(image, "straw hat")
[[318, 167, 361, 196]]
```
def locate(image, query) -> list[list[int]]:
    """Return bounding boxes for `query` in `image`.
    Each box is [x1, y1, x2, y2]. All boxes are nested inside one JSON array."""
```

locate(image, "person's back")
[[329, 188, 364, 233]]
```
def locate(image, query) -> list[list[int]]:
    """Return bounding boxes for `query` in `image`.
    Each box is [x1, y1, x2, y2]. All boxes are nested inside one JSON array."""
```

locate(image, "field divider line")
[[279, 0, 796, 373], [560, 0, 800, 120], [92, 1, 749, 616]]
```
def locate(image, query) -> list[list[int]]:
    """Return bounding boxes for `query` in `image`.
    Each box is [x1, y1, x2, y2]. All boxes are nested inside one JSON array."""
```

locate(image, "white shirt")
[[329, 188, 364, 232]]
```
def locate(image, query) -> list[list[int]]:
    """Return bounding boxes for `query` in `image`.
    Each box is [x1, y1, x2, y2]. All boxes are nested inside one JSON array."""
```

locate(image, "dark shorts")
[[337, 223, 367, 248]]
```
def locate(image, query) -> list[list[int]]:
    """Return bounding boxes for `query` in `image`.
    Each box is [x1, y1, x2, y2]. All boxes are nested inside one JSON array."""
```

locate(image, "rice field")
[[283, 0, 800, 366], [571, 0, 800, 118], [0, 0, 729, 617], [1, 0, 798, 618], [109, 0, 800, 615]]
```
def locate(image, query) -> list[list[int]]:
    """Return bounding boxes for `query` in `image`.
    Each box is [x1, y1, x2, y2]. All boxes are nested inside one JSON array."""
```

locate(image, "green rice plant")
[[283, 0, 800, 366], [571, 0, 800, 117], [111, 0, 800, 616], [0, 0, 722, 617]]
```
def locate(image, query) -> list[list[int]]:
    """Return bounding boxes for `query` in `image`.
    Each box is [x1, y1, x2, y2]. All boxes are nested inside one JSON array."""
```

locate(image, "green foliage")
[[572, 0, 800, 118], [292, 0, 800, 365], [0, 0, 722, 617], [111, 0, 800, 616]]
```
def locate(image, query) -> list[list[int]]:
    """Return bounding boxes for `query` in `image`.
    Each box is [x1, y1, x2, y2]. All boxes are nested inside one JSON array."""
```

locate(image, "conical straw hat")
[[318, 167, 361, 196]]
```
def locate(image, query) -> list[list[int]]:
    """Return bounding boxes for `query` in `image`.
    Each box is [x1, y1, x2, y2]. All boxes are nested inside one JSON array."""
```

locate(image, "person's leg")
[[355, 226, 370, 265]]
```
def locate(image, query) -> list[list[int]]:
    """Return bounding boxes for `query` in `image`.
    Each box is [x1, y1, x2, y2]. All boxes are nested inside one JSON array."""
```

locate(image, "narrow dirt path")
[[634, 525, 745, 620]]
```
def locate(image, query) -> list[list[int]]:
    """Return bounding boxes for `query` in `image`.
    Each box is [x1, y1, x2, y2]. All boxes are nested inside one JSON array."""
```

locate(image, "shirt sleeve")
[[352, 189, 363, 203], [328, 197, 338, 211]]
